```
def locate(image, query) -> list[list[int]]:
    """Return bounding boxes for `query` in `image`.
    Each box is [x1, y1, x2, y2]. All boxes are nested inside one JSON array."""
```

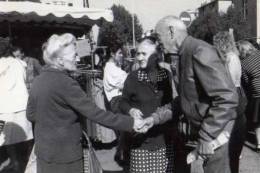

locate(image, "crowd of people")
[[0, 15, 260, 173]]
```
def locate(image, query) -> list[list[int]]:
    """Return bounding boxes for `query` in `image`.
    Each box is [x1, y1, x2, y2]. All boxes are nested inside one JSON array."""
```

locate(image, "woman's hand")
[[133, 117, 154, 133], [129, 108, 143, 119]]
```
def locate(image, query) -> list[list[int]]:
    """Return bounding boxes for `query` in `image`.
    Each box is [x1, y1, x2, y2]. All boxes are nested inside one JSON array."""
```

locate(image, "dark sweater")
[[120, 69, 173, 150], [26, 67, 134, 163]]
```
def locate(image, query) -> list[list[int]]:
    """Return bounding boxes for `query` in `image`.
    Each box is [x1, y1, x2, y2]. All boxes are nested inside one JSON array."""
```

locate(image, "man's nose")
[[136, 54, 143, 61]]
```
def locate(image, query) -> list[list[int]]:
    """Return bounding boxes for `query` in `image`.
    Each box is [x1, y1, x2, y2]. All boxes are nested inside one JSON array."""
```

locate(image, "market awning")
[[0, 1, 113, 27]]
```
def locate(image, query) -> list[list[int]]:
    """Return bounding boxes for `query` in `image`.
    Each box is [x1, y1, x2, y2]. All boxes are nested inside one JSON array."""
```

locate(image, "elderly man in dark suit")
[[155, 16, 244, 173]]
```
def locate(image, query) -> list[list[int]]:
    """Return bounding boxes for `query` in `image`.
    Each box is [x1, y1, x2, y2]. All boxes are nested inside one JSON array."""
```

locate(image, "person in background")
[[26, 33, 152, 173], [213, 31, 247, 171], [103, 42, 129, 167], [155, 16, 239, 173], [237, 40, 260, 152], [11, 46, 42, 90], [0, 42, 33, 173], [103, 43, 128, 113], [119, 35, 174, 173]]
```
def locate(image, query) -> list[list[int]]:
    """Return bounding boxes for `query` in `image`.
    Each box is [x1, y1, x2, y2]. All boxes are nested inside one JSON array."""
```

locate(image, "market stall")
[[0, 1, 115, 141], [0, 1, 113, 58]]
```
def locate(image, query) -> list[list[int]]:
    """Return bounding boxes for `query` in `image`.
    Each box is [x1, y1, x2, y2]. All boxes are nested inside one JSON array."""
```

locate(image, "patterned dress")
[[120, 68, 174, 173]]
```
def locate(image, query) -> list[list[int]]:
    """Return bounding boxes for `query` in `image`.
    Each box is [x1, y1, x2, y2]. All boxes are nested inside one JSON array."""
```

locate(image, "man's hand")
[[137, 117, 154, 133], [197, 140, 214, 159], [129, 108, 143, 119], [133, 117, 154, 133], [133, 118, 145, 132]]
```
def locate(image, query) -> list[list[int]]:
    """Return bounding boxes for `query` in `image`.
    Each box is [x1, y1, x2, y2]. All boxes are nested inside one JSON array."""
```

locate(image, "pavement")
[[96, 132, 260, 173], [1, 133, 260, 173]]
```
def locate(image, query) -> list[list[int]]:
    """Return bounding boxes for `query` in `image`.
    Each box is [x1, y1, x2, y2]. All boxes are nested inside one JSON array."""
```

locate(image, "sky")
[[88, 0, 206, 31]]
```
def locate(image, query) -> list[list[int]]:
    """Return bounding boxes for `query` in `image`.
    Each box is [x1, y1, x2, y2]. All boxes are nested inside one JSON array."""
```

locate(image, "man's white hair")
[[156, 15, 187, 33]]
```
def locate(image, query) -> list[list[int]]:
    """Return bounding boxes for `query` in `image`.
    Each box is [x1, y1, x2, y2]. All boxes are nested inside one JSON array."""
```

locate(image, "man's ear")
[[169, 26, 174, 39], [56, 57, 64, 66]]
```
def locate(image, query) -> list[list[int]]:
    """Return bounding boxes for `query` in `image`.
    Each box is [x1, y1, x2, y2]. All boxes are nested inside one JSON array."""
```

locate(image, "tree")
[[188, 6, 252, 44], [218, 6, 252, 42], [188, 9, 221, 44], [97, 4, 143, 47]]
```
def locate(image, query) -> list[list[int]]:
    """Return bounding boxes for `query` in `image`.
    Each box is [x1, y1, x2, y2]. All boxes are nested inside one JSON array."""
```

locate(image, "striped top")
[[241, 50, 260, 98]]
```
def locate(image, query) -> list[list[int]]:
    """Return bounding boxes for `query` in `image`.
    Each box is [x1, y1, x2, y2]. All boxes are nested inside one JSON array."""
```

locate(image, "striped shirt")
[[241, 50, 260, 98]]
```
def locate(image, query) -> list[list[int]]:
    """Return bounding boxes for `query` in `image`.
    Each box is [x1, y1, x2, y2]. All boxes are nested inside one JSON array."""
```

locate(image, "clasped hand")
[[130, 108, 154, 133]]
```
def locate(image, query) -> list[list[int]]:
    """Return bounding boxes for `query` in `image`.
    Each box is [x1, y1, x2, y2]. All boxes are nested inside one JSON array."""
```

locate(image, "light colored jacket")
[[0, 57, 28, 113], [103, 61, 128, 101], [226, 52, 242, 87]]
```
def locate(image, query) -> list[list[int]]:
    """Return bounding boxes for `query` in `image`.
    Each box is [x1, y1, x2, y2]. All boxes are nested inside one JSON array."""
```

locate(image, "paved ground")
[[1, 134, 260, 173], [240, 144, 260, 173], [96, 133, 260, 173]]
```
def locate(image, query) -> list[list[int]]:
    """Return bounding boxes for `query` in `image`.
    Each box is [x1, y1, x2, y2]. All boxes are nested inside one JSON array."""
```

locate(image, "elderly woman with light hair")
[[26, 33, 151, 173], [237, 40, 260, 152]]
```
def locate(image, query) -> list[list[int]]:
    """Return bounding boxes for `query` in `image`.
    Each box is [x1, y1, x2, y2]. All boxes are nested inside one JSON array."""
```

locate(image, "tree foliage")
[[188, 6, 252, 44], [98, 4, 143, 47], [219, 6, 252, 42], [188, 10, 221, 44]]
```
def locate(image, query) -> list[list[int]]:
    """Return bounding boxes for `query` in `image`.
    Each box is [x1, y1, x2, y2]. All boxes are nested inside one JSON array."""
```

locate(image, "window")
[[242, 0, 248, 19]]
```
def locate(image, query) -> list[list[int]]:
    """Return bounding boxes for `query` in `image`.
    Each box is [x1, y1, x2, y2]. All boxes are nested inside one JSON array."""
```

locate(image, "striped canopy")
[[0, 1, 113, 27]]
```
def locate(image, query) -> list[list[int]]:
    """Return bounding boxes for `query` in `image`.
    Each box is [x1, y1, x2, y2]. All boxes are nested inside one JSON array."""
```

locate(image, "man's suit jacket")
[[178, 36, 238, 142], [26, 67, 133, 163]]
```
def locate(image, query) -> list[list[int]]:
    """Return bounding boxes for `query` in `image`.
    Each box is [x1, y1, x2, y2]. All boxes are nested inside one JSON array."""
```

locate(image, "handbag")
[[82, 131, 103, 173]]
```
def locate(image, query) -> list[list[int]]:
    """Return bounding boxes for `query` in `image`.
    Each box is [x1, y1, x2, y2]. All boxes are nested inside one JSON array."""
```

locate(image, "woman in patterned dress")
[[119, 35, 174, 173]]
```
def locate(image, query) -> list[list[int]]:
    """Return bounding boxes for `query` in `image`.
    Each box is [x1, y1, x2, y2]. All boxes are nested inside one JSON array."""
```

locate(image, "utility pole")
[[132, 0, 136, 48], [84, 0, 89, 7]]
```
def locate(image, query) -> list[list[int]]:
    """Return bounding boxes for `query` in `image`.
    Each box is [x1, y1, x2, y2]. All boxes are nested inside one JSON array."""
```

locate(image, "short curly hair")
[[213, 31, 238, 60], [42, 33, 76, 65], [237, 40, 257, 59]]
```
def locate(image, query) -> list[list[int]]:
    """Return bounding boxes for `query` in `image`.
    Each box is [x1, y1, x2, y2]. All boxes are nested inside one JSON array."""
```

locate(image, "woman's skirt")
[[0, 110, 33, 146], [130, 146, 174, 173], [247, 97, 260, 125]]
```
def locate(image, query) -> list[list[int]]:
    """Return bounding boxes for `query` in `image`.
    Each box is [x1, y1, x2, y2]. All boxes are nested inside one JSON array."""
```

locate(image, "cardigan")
[[26, 67, 134, 163], [120, 68, 173, 150]]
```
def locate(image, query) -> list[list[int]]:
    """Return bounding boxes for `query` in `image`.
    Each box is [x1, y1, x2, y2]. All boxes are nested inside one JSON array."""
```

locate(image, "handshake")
[[130, 108, 155, 133], [130, 105, 173, 133]]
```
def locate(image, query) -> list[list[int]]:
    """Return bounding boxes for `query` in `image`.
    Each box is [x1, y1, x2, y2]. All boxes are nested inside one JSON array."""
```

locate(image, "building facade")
[[233, 0, 260, 43], [198, 0, 232, 16], [198, 0, 260, 43]]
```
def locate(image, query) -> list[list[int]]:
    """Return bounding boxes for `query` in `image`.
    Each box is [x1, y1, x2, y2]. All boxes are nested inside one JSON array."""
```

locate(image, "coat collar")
[[42, 66, 69, 75], [137, 68, 168, 82], [179, 35, 191, 56]]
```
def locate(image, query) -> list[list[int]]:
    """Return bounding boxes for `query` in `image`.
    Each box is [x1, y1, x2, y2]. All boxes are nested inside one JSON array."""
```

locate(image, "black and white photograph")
[[0, 0, 260, 173]]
